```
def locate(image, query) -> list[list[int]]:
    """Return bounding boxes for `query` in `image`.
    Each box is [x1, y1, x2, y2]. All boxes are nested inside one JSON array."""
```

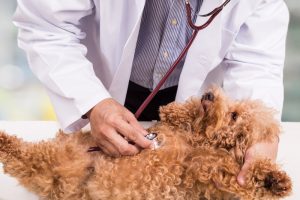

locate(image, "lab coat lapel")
[[134, 0, 146, 12], [109, 0, 146, 104], [176, 0, 223, 102]]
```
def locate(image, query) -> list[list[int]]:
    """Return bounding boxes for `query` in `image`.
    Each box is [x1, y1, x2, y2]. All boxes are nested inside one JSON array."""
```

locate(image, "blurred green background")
[[0, 0, 299, 121]]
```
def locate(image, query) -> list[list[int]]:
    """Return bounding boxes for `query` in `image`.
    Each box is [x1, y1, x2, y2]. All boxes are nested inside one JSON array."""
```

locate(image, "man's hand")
[[237, 138, 279, 186], [88, 98, 152, 157]]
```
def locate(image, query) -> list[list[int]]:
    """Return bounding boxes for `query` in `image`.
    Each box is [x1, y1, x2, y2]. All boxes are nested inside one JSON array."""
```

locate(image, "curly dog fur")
[[0, 87, 292, 199]]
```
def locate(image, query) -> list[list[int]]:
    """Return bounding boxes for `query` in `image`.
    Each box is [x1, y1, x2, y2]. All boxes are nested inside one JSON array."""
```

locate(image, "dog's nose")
[[202, 92, 214, 101]]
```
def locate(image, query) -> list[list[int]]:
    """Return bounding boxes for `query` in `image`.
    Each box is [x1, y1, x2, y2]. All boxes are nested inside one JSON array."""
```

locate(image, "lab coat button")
[[163, 51, 169, 58]]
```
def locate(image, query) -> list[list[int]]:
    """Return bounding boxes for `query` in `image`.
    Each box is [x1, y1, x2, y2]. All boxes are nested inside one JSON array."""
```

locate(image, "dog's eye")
[[231, 112, 238, 121]]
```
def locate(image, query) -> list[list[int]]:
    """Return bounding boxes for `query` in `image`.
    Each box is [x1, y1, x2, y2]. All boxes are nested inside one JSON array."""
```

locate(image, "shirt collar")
[[189, 0, 203, 15]]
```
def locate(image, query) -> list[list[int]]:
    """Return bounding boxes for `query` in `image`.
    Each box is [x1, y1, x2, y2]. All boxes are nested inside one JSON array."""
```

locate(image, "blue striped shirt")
[[130, 0, 202, 90]]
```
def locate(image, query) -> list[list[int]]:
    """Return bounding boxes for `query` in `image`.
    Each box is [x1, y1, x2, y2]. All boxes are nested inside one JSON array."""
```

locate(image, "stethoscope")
[[134, 0, 231, 119], [87, 0, 231, 152]]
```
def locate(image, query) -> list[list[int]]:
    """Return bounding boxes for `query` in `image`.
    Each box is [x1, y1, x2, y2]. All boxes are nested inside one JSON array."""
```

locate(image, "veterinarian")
[[13, 0, 289, 186]]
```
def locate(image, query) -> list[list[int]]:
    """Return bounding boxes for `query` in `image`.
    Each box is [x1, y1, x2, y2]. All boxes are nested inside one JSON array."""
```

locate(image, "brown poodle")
[[0, 87, 292, 200]]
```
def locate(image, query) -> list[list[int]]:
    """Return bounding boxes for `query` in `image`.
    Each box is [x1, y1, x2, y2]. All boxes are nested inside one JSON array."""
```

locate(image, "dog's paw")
[[251, 159, 292, 199], [264, 170, 292, 197]]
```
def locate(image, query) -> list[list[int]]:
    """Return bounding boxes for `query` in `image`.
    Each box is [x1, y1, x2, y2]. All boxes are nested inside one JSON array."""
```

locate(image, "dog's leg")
[[246, 159, 292, 199], [0, 131, 23, 164], [185, 147, 292, 200], [0, 131, 93, 199], [215, 159, 292, 200], [184, 147, 243, 199], [0, 131, 61, 198]]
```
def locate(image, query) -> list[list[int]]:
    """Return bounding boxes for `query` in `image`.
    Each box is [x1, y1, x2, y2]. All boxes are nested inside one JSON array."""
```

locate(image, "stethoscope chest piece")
[[145, 132, 161, 150], [145, 132, 158, 140]]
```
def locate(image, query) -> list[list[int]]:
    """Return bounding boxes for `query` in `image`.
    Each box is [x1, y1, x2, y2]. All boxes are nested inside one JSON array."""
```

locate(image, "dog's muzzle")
[[202, 92, 215, 102]]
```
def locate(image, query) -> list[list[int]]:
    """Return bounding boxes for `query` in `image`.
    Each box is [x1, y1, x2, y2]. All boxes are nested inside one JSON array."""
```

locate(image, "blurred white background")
[[0, 0, 299, 121]]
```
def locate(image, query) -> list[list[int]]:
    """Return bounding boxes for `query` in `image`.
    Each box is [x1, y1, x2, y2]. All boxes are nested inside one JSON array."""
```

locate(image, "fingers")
[[125, 113, 149, 136], [114, 118, 152, 149], [105, 128, 140, 155], [93, 127, 140, 157], [237, 153, 253, 186], [98, 141, 120, 157], [237, 141, 279, 186]]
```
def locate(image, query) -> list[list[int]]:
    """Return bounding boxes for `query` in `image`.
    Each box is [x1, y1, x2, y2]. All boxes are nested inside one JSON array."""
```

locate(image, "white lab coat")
[[13, 0, 289, 132]]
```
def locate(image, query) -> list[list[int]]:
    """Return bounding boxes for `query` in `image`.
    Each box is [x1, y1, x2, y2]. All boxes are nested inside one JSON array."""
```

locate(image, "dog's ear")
[[159, 102, 186, 125], [159, 98, 203, 130], [237, 100, 281, 145]]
